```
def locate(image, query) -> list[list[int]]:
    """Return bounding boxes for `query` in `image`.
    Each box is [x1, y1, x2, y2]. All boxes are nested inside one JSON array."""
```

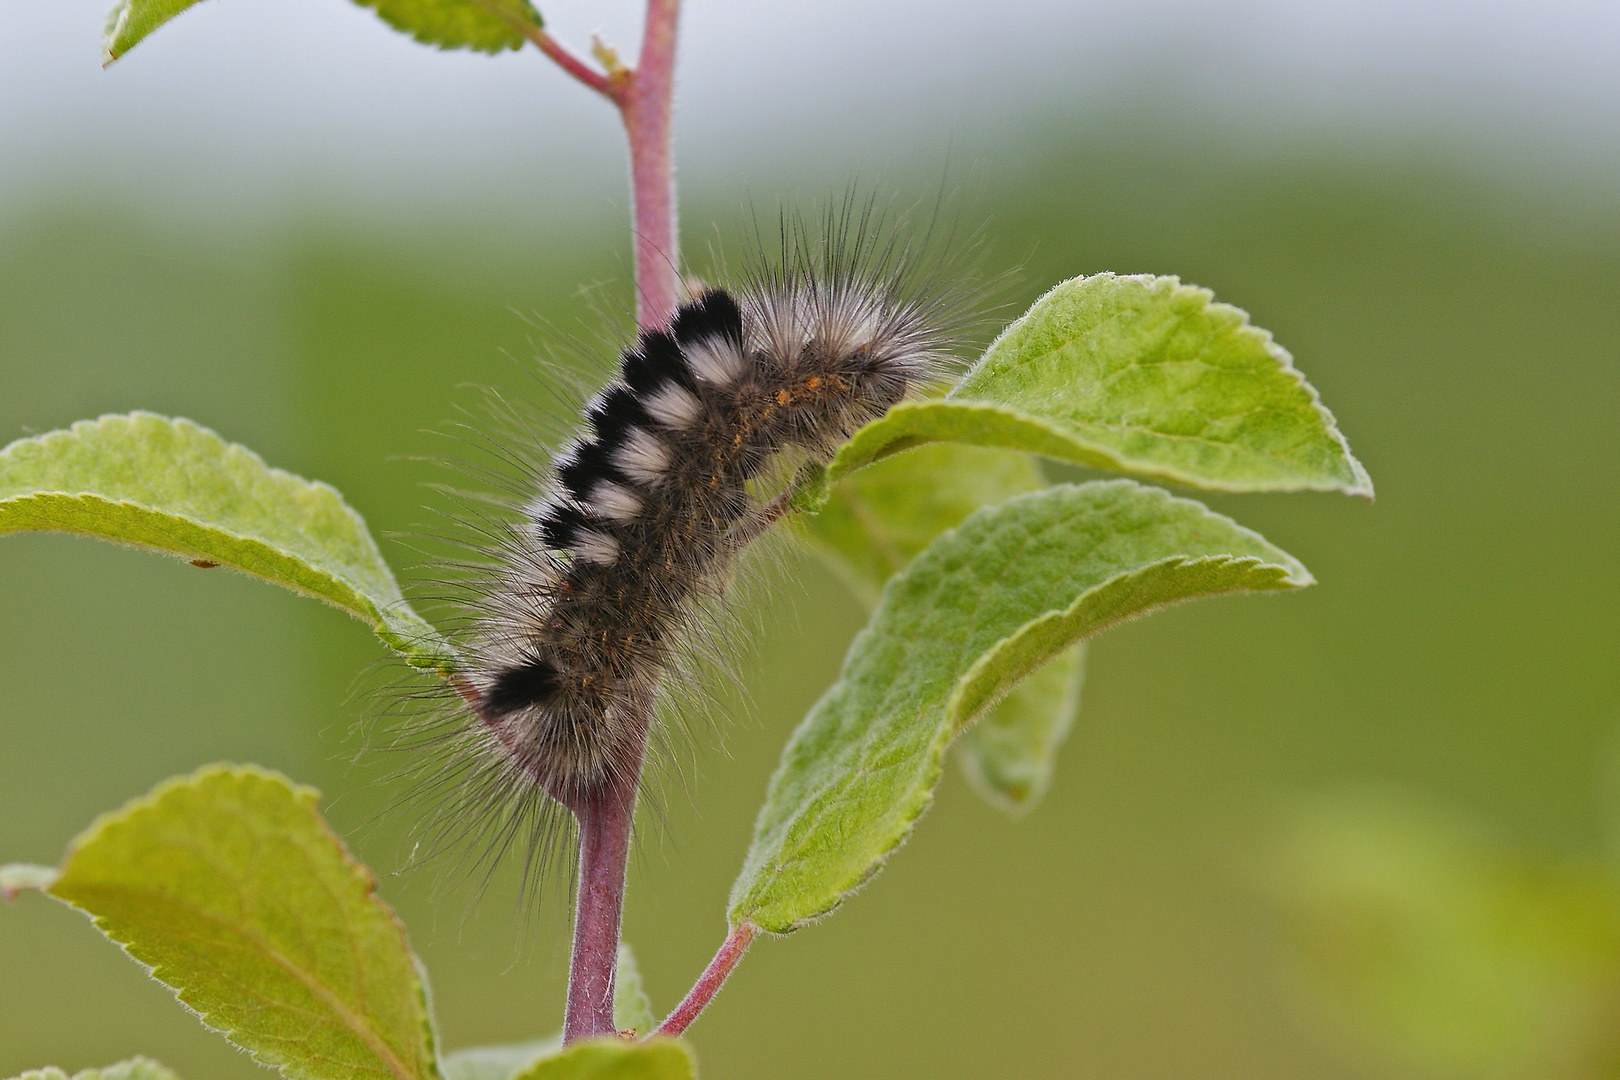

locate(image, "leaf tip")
[[1, 863, 60, 901]]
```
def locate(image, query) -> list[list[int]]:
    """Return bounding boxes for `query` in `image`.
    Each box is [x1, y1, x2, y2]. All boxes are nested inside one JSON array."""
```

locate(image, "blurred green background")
[[4, 3, 1620, 1078]]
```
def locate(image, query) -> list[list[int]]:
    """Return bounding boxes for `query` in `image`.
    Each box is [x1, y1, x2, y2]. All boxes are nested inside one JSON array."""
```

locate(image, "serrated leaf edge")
[[958, 272, 1373, 497], [45, 764, 441, 1080], [731, 484, 1312, 932]]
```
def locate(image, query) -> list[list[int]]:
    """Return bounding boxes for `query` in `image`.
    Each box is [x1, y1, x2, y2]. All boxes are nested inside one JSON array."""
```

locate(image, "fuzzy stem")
[[520, 1, 680, 329], [518, 0, 683, 1044], [562, 756, 643, 1043], [620, 0, 682, 329], [653, 923, 756, 1038]]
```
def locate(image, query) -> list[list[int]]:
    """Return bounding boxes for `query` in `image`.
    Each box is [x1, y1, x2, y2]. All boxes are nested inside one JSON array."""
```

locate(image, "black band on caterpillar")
[[460, 272, 952, 811]]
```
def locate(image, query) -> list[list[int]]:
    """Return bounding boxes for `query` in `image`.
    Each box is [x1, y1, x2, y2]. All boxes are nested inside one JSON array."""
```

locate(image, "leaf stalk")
[[653, 923, 756, 1038]]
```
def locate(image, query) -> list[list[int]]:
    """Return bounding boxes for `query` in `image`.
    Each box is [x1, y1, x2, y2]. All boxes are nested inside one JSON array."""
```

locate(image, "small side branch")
[[518, 23, 615, 100], [653, 922, 756, 1038]]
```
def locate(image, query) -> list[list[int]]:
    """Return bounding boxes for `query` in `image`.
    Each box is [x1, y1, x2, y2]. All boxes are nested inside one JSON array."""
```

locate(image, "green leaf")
[[956, 643, 1085, 815], [44, 765, 441, 1080], [1268, 791, 1620, 1075], [510, 1039, 693, 1080], [730, 480, 1312, 933], [7, 1059, 182, 1080], [800, 442, 1083, 814], [102, 0, 541, 64], [443, 1041, 561, 1080], [349, 0, 542, 54], [800, 442, 1046, 607], [0, 862, 58, 900], [825, 274, 1371, 496], [102, 0, 203, 65], [0, 414, 451, 669], [613, 944, 657, 1037]]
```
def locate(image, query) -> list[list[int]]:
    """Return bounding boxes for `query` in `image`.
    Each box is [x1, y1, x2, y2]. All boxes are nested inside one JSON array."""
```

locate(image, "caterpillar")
[[409, 215, 968, 877]]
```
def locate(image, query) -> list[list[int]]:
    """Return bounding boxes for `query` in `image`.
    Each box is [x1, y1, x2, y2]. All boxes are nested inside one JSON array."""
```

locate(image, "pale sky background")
[[1, 0, 1617, 218]]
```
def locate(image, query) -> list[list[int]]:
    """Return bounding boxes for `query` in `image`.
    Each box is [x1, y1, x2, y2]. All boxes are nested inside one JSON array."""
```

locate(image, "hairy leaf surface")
[[8, 1059, 181, 1080], [826, 274, 1371, 496], [801, 443, 1081, 812], [731, 480, 1312, 932], [0, 414, 449, 668], [509, 1039, 694, 1080], [45, 766, 441, 1080]]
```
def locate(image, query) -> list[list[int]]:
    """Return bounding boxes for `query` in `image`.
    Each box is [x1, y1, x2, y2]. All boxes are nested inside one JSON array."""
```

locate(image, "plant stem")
[[519, 0, 683, 1043], [520, 0, 681, 329], [562, 752, 644, 1043], [620, 0, 682, 329], [653, 923, 756, 1038]]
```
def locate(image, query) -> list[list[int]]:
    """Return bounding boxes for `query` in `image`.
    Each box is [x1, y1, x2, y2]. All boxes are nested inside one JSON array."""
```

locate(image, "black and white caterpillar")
[[443, 256, 958, 826]]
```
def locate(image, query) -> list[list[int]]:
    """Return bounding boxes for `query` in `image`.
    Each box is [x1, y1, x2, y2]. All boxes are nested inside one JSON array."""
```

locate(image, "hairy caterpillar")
[[410, 214, 968, 877]]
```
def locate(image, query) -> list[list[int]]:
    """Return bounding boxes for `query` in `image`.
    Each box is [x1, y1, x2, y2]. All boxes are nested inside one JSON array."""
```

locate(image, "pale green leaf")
[[800, 442, 1045, 607], [956, 643, 1085, 815], [613, 944, 657, 1037], [350, 0, 542, 54], [509, 1039, 694, 1080], [45, 765, 441, 1080], [800, 443, 1082, 814], [824, 274, 1371, 496], [730, 480, 1312, 933], [443, 1041, 560, 1080], [0, 862, 59, 900], [102, 0, 540, 64], [7, 1058, 181, 1080], [1268, 791, 1620, 1076], [0, 414, 451, 669]]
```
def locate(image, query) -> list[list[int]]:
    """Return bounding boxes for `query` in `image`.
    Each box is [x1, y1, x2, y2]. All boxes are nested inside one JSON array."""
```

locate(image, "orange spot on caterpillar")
[[806, 376, 822, 390], [190, 559, 220, 569], [775, 389, 792, 406]]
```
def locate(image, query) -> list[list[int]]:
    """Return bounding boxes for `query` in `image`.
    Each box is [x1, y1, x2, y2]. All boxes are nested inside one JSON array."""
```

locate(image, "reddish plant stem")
[[619, 0, 682, 329], [518, 0, 687, 1041], [653, 923, 756, 1038], [561, 754, 643, 1043], [521, 1, 680, 329]]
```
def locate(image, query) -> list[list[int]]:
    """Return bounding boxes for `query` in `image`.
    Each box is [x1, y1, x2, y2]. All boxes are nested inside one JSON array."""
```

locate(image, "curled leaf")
[[731, 480, 1312, 933]]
